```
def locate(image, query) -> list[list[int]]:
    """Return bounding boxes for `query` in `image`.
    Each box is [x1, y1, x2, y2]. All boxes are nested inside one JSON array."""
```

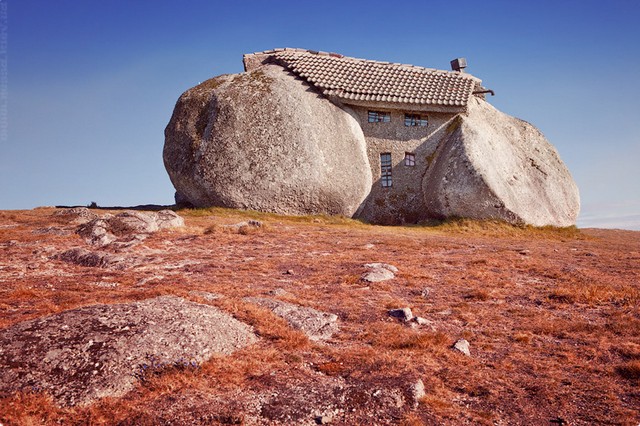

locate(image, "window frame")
[[404, 113, 428, 127], [368, 110, 391, 123], [404, 152, 416, 167], [380, 152, 392, 188]]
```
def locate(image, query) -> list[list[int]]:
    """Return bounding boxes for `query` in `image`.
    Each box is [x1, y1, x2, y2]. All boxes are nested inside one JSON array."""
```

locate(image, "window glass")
[[380, 153, 392, 187], [404, 114, 428, 127], [405, 152, 415, 166], [369, 111, 391, 123]]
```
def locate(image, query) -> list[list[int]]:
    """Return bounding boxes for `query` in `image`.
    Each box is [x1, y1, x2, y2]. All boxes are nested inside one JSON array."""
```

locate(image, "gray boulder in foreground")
[[245, 297, 339, 341], [163, 64, 372, 217], [76, 210, 184, 247], [422, 98, 580, 227], [0, 296, 257, 406]]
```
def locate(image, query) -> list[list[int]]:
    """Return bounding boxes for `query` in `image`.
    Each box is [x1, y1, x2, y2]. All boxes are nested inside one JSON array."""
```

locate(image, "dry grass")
[[181, 206, 366, 227], [549, 283, 640, 306], [214, 298, 310, 350], [0, 208, 638, 425], [0, 392, 61, 426], [364, 322, 449, 351], [463, 289, 492, 301], [419, 216, 585, 240], [203, 222, 268, 235], [512, 332, 534, 344], [401, 412, 428, 426], [616, 360, 640, 380]]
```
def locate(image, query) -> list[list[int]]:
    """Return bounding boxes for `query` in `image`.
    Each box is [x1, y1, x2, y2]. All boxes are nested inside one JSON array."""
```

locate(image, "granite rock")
[[422, 97, 580, 227], [0, 296, 257, 405], [163, 65, 372, 217], [245, 297, 339, 341]]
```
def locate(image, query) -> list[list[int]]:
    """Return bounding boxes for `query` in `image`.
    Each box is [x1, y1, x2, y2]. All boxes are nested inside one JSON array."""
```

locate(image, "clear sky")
[[3, 0, 640, 229]]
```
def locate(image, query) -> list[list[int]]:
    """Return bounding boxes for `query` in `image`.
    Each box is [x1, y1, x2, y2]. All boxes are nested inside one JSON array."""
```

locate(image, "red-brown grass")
[[214, 298, 310, 350], [616, 360, 640, 380], [0, 208, 638, 424]]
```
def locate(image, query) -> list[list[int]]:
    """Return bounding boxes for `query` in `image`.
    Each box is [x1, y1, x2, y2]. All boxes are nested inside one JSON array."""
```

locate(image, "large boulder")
[[163, 64, 372, 217], [422, 98, 580, 227], [0, 296, 257, 405]]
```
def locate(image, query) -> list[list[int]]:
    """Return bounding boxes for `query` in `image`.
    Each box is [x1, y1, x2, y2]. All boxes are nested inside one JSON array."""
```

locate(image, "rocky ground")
[[0, 207, 638, 425]]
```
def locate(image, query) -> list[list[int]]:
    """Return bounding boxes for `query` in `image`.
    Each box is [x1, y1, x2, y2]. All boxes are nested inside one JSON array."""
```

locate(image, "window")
[[404, 113, 428, 127], [380, 153, 392, 187], [405, 152, 415, 167], [368, 110, 391, 123]]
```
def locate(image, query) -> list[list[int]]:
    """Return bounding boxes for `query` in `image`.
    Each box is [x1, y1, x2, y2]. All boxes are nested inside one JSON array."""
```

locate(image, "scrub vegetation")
[[0, 207, 638, 425]]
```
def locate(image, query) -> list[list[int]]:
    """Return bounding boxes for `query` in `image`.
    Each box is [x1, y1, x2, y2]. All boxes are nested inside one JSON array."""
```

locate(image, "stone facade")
[[349, 106, 458, 224]]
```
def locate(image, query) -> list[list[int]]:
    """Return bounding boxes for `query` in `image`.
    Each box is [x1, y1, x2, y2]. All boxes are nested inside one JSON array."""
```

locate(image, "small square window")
[[405, 152, 415, 167], [368, 111, 391, 123], [404, 114, 428, 127]]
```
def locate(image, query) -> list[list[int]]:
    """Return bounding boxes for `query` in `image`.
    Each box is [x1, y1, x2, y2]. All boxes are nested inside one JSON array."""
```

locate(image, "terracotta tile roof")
[[247, 48, 480, 107]]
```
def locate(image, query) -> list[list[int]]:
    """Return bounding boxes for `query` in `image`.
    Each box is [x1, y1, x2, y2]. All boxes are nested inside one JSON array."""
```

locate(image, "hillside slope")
[[0, 208, 638, 425]]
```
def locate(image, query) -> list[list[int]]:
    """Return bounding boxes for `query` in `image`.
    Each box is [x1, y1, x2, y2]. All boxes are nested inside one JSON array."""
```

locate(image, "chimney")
[[450, 58, 467, 72]]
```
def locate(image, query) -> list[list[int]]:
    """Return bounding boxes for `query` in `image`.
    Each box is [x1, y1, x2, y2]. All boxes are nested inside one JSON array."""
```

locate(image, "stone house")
[[243, 48, 491, 224], [164, 48, 579, 227]]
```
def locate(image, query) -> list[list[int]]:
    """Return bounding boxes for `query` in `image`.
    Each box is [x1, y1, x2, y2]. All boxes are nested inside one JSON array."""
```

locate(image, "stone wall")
[[348, 106, 458, 224]]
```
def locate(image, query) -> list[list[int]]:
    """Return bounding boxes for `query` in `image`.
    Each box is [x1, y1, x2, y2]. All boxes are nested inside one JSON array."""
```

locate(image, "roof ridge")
[[247, 48, 475, 77], [247, 47, 343, 57]]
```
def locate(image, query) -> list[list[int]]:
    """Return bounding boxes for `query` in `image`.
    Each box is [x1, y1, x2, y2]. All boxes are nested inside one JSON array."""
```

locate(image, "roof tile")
[[255, 49, 479, 108]]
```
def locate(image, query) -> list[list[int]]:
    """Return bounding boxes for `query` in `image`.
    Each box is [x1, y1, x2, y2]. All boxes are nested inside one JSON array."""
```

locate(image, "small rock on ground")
[[76, 210, 184, 247], [223, 220, 263, 230], [364, 262, 398, 273], [388, 308, 413, 322], [189, 291, 223, 301], [53, 207, 99, 224], [92, 281, 119, 288], [361, 263, 398, 283], [245, 297, 338, 341], [316, 414, 333, 424], [268, 288, 293, 297], [453, 339, 471, 356], [362, 269, 394, 282], [77, 218, 117, 246], [56, 247, 130, 269], [409, 379, 426, 408], [414, 316, 433, 326]]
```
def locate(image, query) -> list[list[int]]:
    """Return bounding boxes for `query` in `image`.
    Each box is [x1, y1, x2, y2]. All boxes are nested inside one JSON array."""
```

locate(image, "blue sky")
[[3, 0, 640, 229]]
